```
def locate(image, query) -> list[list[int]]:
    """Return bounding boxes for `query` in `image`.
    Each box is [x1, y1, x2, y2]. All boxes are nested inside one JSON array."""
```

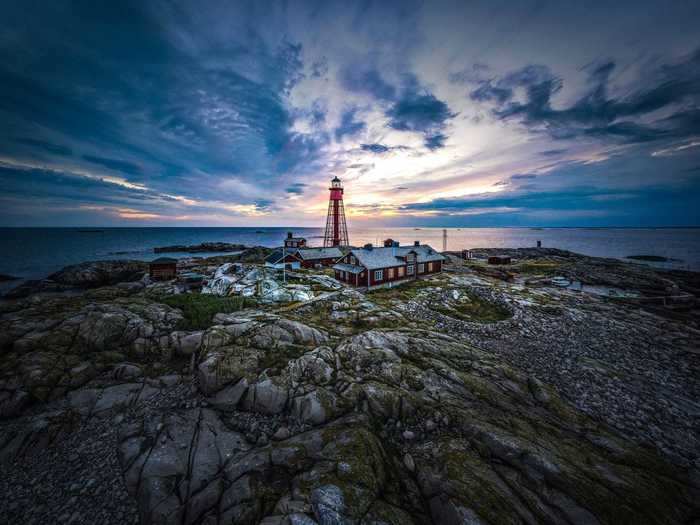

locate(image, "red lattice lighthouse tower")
[[323, 176, 349, 247]]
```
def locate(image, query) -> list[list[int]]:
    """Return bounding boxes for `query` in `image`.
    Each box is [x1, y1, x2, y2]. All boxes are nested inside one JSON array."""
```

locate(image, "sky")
[[1, 0, 699, 227]]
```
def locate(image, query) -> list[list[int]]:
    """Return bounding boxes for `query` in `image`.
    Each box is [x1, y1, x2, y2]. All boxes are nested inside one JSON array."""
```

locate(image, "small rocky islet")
[[0, 246, 698, 524]]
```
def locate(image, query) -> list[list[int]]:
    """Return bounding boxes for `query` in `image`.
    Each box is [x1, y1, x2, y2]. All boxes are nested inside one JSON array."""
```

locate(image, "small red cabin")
[[488, 256, 511, 265], [149, 257, 177, 281]]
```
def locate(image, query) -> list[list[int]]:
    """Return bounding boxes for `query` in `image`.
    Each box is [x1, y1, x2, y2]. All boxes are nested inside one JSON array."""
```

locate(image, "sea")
[[0, 227, 699, 284]]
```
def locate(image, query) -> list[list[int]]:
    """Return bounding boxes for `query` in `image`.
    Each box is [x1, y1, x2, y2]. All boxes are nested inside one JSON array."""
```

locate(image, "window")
[[340, 271, 345, 280], [407, 264, 414, 275], [350, 256, 356, 265], [374, 270, 383, 281], [398, 266, 405, 277], [388, 268, 394, 279], [418, 263, 425, 273], [428, 262, 433, 272]]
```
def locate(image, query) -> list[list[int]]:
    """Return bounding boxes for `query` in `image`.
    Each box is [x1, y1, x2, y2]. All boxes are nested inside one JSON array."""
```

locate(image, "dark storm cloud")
[[385, 78, 456, 149], [424, 133, 447, 150], [386, 92, 455, 133], [335, 108, 366, 141], [254, 199, 274, 210], [82, 155, 143, 176], [339, 67, 456, 149], [360, 143, 409, 154], [470, 50, 700, 144], [285, 183, 308, 194]]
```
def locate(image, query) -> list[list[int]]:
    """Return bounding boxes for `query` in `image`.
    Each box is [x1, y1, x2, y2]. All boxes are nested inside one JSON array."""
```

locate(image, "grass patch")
[[513, 261, 561, 275], [161, 293, 256, 330], [367, 278, 441, 305], [432, 293, 511, 323]]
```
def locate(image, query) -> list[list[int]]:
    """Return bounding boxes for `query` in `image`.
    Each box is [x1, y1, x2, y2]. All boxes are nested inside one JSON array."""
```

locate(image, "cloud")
[[13, 138, 72, 157], [335, 108, 366, 141], [285, 182, 308, 194], [310, 57, 328, 79], [82, 155, 143, 176], [386, 91, 456, 137], [360, 143, 410, 154], [424, 133, 447, 150], [449, 63, 491, 85], [338, 66, 456, 150], [540, 149, 567, 156], [470, 50, 700, 144], [339, 67, 396, 101]]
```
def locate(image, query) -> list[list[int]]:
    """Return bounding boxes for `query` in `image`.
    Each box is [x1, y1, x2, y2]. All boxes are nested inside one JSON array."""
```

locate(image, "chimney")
[[414, 240, 420, 246], [364, 243, 373, 251], [287, 232, 293, 239]]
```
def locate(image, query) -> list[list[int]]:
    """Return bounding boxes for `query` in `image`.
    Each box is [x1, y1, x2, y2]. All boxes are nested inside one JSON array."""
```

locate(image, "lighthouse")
[[323, 176, 349, 247]]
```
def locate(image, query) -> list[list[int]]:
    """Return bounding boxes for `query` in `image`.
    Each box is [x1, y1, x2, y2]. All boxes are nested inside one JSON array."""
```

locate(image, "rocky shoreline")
[[0, 247, 698, 524]]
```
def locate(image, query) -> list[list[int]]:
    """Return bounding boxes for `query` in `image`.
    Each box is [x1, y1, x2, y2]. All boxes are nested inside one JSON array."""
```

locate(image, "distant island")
[[154, 242, 248, 253]]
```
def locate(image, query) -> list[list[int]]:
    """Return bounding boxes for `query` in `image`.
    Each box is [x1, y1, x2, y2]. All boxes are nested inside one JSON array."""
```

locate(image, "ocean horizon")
[[2, 226, 699, 281]]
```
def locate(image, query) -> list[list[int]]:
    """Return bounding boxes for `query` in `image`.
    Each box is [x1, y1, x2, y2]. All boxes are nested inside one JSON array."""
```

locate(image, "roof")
[[151, 257, 177, 264], [265, 250, 302, 264], [297, 247, 343, 261], [333, 263, 364, 274], [348, 244, 445, 270]]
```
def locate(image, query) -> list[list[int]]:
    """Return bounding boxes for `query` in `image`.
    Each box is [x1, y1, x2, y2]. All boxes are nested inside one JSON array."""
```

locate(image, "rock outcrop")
[[48, 260, 148, 288], [0, 250, 698, 525]]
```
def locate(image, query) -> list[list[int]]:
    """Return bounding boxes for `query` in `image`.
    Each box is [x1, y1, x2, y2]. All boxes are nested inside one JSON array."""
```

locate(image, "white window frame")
[[407, 264, 414, 275], [374, 270, 383, 281], [418, 263, 425, 273]]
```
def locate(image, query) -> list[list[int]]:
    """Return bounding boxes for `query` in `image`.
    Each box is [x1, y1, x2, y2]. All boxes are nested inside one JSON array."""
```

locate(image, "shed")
[[295, 247, 343, 268], [284, 231, 307, 249], [149, 257, 177, 280], [488, 256, 511, 265], [264, 250, 302, 270]]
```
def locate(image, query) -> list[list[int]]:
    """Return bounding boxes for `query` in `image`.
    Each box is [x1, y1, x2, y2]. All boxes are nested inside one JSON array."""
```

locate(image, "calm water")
[[0, 227, 698, 281]]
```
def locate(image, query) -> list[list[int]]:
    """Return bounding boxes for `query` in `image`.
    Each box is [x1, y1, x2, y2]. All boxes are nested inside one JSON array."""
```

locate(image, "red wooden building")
[[149, 257, 177, 281], [333, 241, 444, 288]]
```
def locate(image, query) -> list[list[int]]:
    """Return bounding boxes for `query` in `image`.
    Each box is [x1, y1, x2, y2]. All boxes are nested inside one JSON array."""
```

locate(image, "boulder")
[[169, 331, 203, 356], [48, 260, 148, 288], [242, 377, 288, 414]]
